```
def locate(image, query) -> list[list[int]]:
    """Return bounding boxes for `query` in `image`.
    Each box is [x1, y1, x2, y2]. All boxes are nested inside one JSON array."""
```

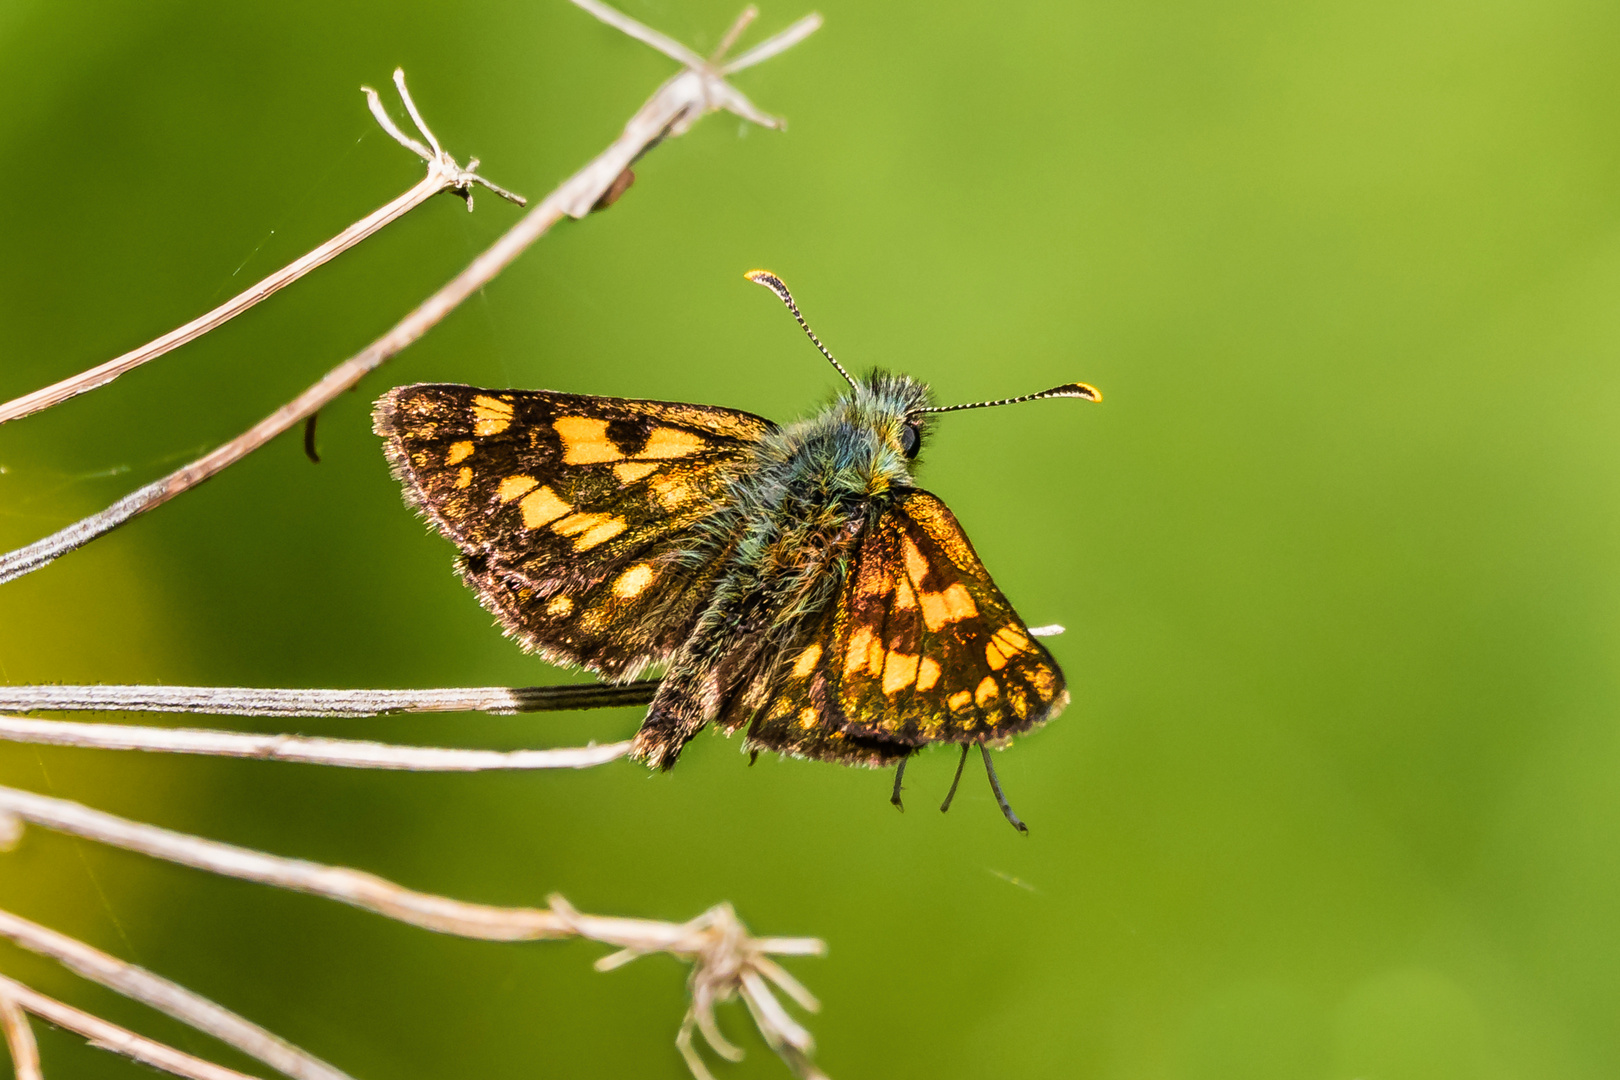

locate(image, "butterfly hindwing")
[[840, 489, 1068, 743], [742, 488, 1067, 764], [737, 598, 916, 767], [374, 384, 774, 679]]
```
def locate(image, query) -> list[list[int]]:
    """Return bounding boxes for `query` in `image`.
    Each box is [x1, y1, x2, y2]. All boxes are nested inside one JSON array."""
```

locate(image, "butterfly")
[[373, 271, 1099, 831]]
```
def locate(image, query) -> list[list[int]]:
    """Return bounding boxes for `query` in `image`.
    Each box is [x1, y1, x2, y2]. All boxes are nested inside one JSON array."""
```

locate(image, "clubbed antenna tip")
[[745, 269, 860, 391], [918, 381, 1103, 414], [1051, 382, 1102, 402]]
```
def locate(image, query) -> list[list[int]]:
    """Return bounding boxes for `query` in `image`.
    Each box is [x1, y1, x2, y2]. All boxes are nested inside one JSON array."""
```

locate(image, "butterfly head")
[[755, 370, 930, 502], [854, 368, 933, 459]]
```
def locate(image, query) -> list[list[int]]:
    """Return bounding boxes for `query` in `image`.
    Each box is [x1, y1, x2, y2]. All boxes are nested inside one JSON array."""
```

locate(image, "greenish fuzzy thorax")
[[724, 370, 931, 570], [672, 371, 935, 706], [750, 370, 933, 510]]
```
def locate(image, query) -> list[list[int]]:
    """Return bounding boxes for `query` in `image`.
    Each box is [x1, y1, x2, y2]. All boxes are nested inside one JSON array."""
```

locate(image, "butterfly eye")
[[899, 423, 922, 458]]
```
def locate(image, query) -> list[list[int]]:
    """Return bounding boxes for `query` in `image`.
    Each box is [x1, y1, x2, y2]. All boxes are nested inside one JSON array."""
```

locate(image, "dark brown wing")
[[374, 384, 773, 679], [742, 488, 1067, 765]]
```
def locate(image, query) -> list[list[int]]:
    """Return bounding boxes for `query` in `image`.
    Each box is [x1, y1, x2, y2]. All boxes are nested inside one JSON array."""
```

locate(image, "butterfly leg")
[[890, 755, 909, 812], [980, 744, 1029, 834], [939, 744, 970, 814]]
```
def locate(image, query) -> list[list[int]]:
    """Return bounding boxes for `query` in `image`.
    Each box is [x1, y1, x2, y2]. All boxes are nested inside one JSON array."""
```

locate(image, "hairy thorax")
[[682, 380, 929, 641], [746, 395, 915, 550]]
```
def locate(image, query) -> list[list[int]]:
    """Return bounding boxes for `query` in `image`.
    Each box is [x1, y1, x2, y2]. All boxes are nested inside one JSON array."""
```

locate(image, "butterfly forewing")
[[374, 384, 774, 678]]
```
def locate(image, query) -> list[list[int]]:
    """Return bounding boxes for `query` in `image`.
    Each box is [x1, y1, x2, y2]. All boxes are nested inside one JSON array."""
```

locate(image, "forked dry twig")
[[0, 71, 522, 427], [0, 0, 821, 586], [0, 785, 826, 1079], [552, 896, 828, 1080], [362, 69, 526, 212]]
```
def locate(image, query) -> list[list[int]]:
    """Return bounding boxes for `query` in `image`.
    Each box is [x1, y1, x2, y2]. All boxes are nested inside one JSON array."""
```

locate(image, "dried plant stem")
[[0, 975, 259, 1080], [0, 783, 825, 1076], [0, 680, 658, 718], [0, 715, 629, 770], [0, 71, 522, 428], [0, 909, 351, 1080], [0, 0, 820, 586], [0, 786, 786, 951], [0, 993, 41, 1080]]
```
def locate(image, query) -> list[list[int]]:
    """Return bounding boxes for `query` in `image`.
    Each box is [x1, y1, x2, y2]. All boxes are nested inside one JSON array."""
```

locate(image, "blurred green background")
[[3, 0, 1620, 1076]]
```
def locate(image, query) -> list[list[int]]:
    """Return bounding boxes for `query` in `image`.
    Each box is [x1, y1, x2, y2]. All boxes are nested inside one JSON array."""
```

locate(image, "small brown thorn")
[[303, 413, 320, 464], [591, 168, 636, 212]]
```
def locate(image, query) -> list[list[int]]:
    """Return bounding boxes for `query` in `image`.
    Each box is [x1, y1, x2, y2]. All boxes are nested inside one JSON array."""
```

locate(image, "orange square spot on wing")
[[882, 651, 920, 695], [519, 486, 572, 529], [920, 583, 978, 633], [497, 475, 538, 503], [792, 643, 822, 678], [915, 656, 941, 692], [613, 563, 656, 598], [472, 395, 513, 436], [614, 461, 659, 484], [554, 417, 621, 463], [642, 427, 708, 458], [845, 627, 875, 677]]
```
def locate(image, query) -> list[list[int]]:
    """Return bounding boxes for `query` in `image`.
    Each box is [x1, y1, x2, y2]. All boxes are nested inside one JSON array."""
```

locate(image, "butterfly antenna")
[[939, 744, 970, 814], [980, 745, 1029, 834], [891, 755, 909, 812], [916, 382, 1102, 414], [745, 269, 861, 391]]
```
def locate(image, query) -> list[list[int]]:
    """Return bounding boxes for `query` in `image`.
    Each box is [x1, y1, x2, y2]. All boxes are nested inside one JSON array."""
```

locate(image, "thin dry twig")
[[0, 975, 261, 1080], [1, 785, 649, 940], [711, 5, 759, 62], [0, 992, 41, 1080], [0, 785, 827, 1078], [0, 71, 521, 427], [0, 0, 821, 586], [0, 909, 349, 1080], [718, 9, 824, 74], [0, 680, 658, 718], [0, 715, 630, 770]]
